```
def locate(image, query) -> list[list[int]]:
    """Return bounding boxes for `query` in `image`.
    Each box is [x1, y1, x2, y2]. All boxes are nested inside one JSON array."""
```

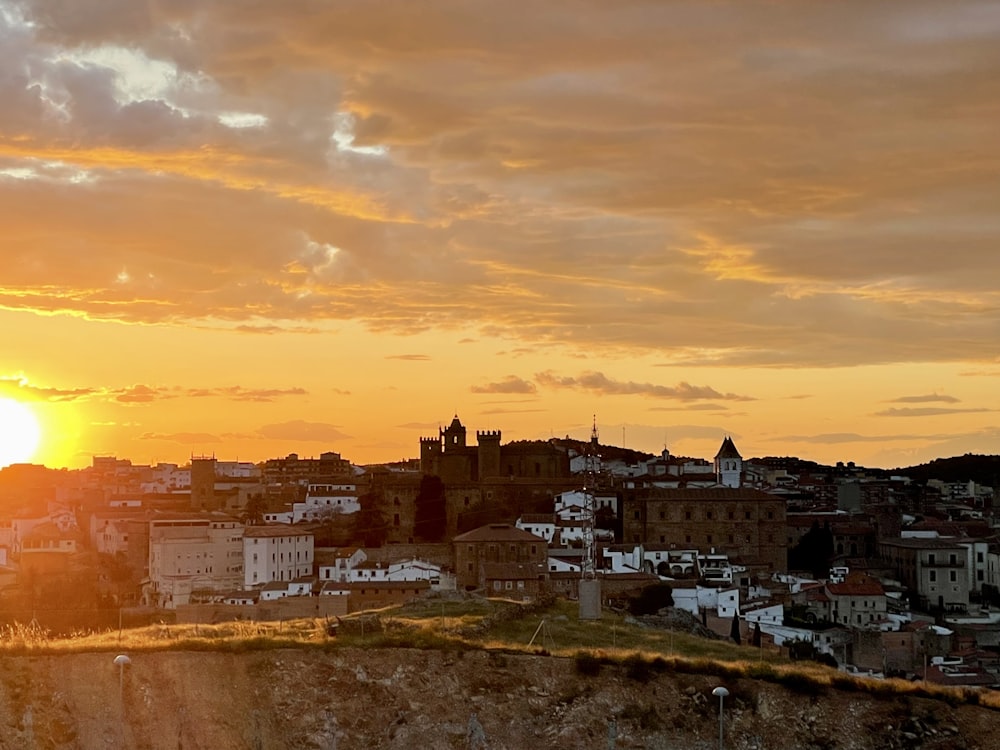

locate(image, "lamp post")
[[114, 654, 131, 745], [113, 654, 131, 703], [711, 686, 729, 750]]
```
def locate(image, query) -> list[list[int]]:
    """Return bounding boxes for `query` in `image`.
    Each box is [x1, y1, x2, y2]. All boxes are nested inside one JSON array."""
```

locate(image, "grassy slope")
[[2, 597, 997, 712]]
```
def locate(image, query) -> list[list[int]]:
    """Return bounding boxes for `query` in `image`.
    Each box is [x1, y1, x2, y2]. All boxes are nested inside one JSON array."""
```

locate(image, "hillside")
[[895, 455, 1000, 487], [0, 646, 994, 749]]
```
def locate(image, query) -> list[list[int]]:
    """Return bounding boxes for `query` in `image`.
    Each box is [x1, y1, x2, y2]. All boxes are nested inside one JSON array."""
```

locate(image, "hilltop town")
[[2, 416, 999, 690]]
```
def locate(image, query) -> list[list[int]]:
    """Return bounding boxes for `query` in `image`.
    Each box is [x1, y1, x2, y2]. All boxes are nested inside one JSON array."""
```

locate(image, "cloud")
[[887, 393, 961, 404], [395, 421, 442, 430], [480, 407, 547, 415], [116, 384, 168, 403], [649, 403, 727, 412], [873, 407, 993, 417], [256, 420, 350, 442], [470, 376, 537, 394], [385, 354, 431, 361], [0, 1, 998, 371], [771, 432, 931, 444], [139, 431, 222, 444], [535, 371, 753, 401], [185, 386, 308, 402], [0, 375, 98, 402]]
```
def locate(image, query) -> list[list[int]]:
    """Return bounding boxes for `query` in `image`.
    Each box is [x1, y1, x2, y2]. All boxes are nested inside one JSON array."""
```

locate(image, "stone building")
[[621, 487, 787, 572], [452, 523, 547, 592], [420, 415, 570, 483]]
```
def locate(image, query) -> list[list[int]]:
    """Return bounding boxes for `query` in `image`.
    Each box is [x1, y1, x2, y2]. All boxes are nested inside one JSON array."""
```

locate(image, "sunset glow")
[[1, 2, 999, 470], [0, 398, 41, 468]]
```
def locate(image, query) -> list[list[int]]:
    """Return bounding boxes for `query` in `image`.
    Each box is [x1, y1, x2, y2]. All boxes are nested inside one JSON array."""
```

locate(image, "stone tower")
[[190, 456, 218, 511], [477, 430, 502, 480]]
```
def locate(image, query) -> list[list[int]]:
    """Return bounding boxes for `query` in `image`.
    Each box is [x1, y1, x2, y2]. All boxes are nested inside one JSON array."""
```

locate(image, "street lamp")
[[711, 686, 729, 750], [113, 654, 131, 703]]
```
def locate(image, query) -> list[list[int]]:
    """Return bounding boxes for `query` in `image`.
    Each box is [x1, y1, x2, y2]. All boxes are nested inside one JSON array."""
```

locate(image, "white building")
[[147, 515, 244, 609], [244, 526, 315, 588]]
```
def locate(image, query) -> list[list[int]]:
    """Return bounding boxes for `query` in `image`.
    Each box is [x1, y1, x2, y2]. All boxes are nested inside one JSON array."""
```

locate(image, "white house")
[[319, 547, 367, 582], [244, 526, 314, 588], [516, 514, 556, 543]]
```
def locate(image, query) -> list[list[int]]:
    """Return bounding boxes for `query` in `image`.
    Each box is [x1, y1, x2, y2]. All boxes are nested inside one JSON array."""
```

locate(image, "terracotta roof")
[[453, 524, 547, 544], [827, 580, 885, 597], [244, 525, 314, 538]]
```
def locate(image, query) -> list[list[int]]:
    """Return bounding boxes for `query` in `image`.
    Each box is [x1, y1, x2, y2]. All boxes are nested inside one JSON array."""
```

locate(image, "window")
[[929, 570, 936, 582], [728, 511, 734, 520], [745, 511, 751, 520], [633, 511, 640, 520], [685, 511, 692, 520], [766, 511, 774, 520], [505, 581, 514, 590], [685, 535, 691, 543], [707, 535, 713, 544], [706, 511, 713, 520], [950, 571, 957, 582], [659, 511, 666, 520], [950, 554, 957, 565], [928, 553, 936, 565]]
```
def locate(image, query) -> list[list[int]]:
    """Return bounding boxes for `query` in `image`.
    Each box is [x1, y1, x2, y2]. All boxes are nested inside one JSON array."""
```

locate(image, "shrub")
[[628, 583, 674, 616], [624, 653, 654, 683], [574, 650, 602, 677]]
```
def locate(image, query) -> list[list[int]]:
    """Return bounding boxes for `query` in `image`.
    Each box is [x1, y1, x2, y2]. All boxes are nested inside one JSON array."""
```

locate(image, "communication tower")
[[579, 416, 602, 619]]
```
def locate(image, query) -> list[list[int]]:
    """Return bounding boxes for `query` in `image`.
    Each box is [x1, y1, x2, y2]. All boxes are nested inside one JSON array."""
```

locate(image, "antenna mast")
[[581, 415, 600, 581]]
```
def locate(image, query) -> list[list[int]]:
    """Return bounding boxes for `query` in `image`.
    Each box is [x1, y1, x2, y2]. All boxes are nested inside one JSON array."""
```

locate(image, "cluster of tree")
[[787, 521, 834, 579]]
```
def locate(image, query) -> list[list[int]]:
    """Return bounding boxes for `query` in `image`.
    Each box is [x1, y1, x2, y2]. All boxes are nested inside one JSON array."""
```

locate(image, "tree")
[[241, 494, 267, 526], [628, 583, 674, 616], [788, 521, 835, 578], [414, 475, 447, 542], [353, 491, 388, 548]]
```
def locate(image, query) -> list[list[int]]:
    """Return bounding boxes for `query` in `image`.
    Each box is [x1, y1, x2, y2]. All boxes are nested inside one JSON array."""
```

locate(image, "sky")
[[1, 1, 999, 471]]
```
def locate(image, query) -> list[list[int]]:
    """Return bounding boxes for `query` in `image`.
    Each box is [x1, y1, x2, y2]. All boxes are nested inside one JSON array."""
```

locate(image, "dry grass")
[[3, 596, 998, 713]]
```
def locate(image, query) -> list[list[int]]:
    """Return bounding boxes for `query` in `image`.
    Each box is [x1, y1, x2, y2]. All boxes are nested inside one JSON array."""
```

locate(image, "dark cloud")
[[0, 376, 98, 402], [139, 431, 222, 444], [470, 376, 537, 395], [535, 371, 753, 401], [116, 384, 168, 403], [256, 420, 350, 442], [874, 407, 992, 417], [887, 393, 961, 404]]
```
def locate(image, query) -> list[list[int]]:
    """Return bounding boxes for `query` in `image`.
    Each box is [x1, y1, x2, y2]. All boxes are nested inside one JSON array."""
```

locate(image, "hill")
[[895, 455, 1000, 487], [0, 598, 996, 748]]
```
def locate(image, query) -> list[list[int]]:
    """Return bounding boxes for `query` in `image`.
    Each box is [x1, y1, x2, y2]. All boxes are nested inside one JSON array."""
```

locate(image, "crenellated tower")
[[477, 430, 502, 480]]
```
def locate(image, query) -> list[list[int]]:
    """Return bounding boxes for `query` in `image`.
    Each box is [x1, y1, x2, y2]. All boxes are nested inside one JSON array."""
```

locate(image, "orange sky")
[[1, 2, 999, 471]]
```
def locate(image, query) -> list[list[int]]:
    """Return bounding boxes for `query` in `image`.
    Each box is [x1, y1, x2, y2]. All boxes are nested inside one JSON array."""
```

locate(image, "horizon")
[[2, 3, 999, 473]]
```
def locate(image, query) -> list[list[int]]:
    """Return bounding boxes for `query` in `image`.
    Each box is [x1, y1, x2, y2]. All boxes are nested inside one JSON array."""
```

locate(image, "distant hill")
[[894, 454, 1000, 487], [548, 437, 654, 466]]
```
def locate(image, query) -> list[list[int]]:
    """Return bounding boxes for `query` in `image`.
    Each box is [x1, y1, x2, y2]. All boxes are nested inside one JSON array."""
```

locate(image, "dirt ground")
[[0, 647, 994, 749]]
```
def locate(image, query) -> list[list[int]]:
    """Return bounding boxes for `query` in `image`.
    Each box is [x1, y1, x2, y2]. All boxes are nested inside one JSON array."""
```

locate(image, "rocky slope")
[[0, 647, 994, 749]]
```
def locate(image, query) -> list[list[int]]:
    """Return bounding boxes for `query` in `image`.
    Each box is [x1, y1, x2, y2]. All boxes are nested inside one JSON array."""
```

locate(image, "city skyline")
[[1, 2, 999, 470]]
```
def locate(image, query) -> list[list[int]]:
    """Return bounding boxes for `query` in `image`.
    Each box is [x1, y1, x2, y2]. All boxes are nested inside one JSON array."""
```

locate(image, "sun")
[[0, 398, 42, 468]]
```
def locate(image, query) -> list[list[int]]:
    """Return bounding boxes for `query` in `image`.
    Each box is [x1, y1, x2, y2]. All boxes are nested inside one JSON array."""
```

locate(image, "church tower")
[[441, 415, 467, 452], [714, 436, 743, 488]]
